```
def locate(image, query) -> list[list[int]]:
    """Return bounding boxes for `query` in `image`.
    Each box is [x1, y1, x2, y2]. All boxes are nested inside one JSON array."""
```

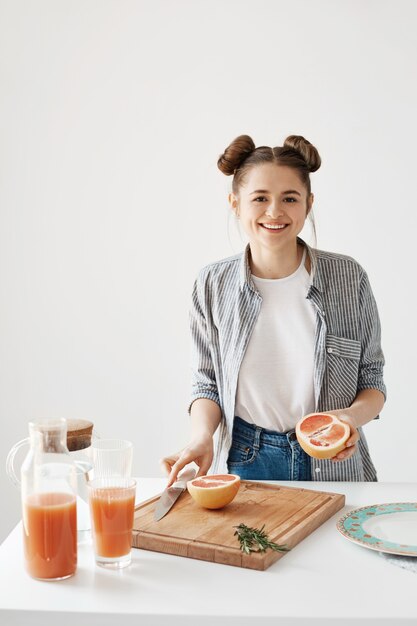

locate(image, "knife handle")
[[173, 467, 197, 489]]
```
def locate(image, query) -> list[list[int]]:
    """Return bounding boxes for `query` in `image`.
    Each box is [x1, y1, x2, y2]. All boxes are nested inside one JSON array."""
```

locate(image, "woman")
[[161, 134, 386, 485]]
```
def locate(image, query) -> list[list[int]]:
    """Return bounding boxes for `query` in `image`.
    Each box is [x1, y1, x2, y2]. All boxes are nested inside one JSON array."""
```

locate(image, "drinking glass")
[[91, 439, 133, 479], [88, 477, 136, 569]]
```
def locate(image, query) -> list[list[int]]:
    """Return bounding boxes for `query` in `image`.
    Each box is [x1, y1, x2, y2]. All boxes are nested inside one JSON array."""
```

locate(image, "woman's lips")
[[259, 223, 288, 232]]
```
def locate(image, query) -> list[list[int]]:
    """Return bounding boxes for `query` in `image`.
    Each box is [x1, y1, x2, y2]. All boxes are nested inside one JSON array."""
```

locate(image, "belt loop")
[[253, 426, 262, 450]]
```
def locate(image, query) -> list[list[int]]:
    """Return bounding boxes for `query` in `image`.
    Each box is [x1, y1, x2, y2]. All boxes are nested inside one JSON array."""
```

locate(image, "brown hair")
[[217, 134, 321, 196]]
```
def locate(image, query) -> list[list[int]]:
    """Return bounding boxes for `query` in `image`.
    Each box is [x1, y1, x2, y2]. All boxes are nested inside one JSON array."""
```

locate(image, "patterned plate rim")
[[336, 502, 417, 557]]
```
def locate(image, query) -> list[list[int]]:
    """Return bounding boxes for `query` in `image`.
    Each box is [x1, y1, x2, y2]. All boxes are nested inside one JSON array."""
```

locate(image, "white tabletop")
[[0, 479, 416, 626]]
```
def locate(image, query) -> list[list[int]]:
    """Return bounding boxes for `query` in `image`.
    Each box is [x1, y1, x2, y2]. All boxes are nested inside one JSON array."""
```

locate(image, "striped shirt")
[[188, 237, 386, 482]]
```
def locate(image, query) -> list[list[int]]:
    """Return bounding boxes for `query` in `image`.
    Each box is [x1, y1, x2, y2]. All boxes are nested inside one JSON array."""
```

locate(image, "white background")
[[1, 0, 416, 542]]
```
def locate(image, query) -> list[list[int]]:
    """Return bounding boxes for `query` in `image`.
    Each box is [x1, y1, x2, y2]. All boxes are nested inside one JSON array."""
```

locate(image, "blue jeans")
[[227, 416, 312, 481]]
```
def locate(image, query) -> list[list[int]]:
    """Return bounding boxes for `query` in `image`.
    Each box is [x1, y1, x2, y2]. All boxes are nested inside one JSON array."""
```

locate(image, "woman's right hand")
[[160, 436, 214, 487]]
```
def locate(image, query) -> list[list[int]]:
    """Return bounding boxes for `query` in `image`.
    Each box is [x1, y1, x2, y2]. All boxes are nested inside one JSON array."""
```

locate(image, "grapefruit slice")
[[295, 413, 350, 459], [187, 474, 240, 509]]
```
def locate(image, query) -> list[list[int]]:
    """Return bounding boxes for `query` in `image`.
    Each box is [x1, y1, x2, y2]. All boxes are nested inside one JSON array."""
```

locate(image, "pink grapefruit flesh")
[[296, 413, 350, 459], [187, 474, 241, 509]]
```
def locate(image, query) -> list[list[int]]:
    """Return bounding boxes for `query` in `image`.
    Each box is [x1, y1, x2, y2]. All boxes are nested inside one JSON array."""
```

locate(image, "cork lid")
[[66, 419, 94, 451]]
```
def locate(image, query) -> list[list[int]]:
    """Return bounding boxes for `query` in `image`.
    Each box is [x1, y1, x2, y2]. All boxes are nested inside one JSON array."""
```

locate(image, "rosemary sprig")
[[233, 523, 291, 555]]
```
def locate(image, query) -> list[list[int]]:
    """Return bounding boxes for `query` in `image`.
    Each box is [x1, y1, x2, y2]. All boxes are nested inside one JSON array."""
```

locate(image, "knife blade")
[[154, 467, 197, 521]]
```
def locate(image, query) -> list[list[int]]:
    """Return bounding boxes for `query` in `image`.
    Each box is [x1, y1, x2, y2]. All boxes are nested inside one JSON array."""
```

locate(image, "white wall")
[[1, 0, 416, 542]]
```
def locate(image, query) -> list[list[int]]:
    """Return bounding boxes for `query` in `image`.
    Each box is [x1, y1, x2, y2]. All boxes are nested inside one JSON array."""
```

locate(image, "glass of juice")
[[88, 477, 136, 569]]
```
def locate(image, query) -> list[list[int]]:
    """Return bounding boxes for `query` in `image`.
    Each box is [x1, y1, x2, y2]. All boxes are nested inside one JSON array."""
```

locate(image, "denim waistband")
[[232, 415, 298, 447]]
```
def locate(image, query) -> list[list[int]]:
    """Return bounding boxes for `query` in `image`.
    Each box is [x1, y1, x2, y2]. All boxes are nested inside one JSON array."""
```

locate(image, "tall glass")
[[91, 439, 133, 478], [88, 477, 136, 569]]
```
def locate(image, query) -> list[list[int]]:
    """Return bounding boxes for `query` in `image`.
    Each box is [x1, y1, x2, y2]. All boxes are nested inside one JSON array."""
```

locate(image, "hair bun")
[[217, 134, 256, 176], [283, 135, 321, 172]]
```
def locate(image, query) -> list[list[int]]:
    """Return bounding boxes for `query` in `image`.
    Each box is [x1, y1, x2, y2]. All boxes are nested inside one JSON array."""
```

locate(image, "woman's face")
[[229, 163, 313, 254]]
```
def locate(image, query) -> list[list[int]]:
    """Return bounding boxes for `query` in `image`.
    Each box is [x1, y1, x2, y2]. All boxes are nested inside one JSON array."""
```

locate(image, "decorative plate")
[[336, 502, 417, 557]]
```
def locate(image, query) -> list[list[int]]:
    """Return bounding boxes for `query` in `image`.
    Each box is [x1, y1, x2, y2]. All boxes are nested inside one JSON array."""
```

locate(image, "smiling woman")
[[160, 134, 386, 486], [228, 160, 314, 279]]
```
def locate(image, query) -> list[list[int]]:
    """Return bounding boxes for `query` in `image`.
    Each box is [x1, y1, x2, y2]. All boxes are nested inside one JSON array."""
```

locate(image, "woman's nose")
[[265, 202, 283, 218]]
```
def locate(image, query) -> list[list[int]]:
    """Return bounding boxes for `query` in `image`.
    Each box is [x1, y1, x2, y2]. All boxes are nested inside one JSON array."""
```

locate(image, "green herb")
[[233, 523, 291, 555]]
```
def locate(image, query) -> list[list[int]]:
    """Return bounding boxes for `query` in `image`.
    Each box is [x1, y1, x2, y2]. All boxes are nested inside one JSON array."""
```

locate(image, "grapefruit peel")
[[187, 474, 241, 509], [295, 413, 350, 460]]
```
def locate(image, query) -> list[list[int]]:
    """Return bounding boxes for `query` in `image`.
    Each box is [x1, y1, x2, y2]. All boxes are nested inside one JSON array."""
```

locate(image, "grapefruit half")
[[295, 413, 350, 459], [187, 474, 240, 509]]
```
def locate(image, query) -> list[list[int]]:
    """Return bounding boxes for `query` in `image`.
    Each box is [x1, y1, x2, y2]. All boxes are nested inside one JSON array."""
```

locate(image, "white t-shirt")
[[235, 248, 316, 432]]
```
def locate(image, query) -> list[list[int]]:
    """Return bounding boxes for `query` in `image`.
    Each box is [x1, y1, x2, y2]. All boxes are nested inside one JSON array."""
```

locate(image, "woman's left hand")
[[328, 411, 360, 462]]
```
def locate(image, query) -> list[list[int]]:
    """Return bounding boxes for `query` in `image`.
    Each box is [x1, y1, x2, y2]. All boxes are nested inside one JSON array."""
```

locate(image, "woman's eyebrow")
[[249, 189, 302, 196]]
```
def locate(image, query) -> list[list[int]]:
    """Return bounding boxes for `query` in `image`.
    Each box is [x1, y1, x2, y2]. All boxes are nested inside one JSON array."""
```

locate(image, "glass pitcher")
[[6, 418, 77, 580], [7, 418, 95, 544]]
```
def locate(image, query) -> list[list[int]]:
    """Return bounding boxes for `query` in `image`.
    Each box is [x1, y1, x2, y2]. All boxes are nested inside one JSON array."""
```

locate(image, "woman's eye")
[[253, 196, 297, 203]]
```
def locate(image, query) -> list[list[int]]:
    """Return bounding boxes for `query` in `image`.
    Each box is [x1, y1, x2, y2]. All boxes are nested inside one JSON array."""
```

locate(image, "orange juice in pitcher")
[[7, 419, 78, 580], [23, 492, 77, 580]]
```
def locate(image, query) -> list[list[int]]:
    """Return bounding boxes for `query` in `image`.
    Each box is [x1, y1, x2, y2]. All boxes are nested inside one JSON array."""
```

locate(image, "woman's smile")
[[259, 222, 289, 232]]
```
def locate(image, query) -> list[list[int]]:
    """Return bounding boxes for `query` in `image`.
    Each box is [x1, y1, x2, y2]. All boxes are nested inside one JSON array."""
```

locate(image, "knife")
[[154, 467, 197, 521]]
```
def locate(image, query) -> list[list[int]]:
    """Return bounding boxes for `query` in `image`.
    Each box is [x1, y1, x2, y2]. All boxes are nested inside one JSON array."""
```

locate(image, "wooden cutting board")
[[132, 481, 345, 570]]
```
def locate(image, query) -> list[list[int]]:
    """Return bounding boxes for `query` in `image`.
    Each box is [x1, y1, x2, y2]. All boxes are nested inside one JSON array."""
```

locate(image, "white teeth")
[[262, 224, 286, 230]]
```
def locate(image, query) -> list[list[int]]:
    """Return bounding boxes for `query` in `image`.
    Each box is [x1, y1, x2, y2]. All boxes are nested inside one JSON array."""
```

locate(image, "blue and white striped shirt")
[[189, 238, 386, 481]]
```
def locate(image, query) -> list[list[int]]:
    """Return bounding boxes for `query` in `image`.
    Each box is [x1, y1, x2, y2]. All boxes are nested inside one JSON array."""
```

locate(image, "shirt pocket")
[[326, 334, 361, 399]]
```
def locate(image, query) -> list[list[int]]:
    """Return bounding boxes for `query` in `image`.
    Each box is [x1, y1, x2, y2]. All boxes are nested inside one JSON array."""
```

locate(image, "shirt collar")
[[239, 236, 324, 293]]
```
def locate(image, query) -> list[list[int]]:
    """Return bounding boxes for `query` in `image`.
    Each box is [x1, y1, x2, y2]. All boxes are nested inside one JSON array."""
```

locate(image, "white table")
[[0, 479, 416, 626]]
